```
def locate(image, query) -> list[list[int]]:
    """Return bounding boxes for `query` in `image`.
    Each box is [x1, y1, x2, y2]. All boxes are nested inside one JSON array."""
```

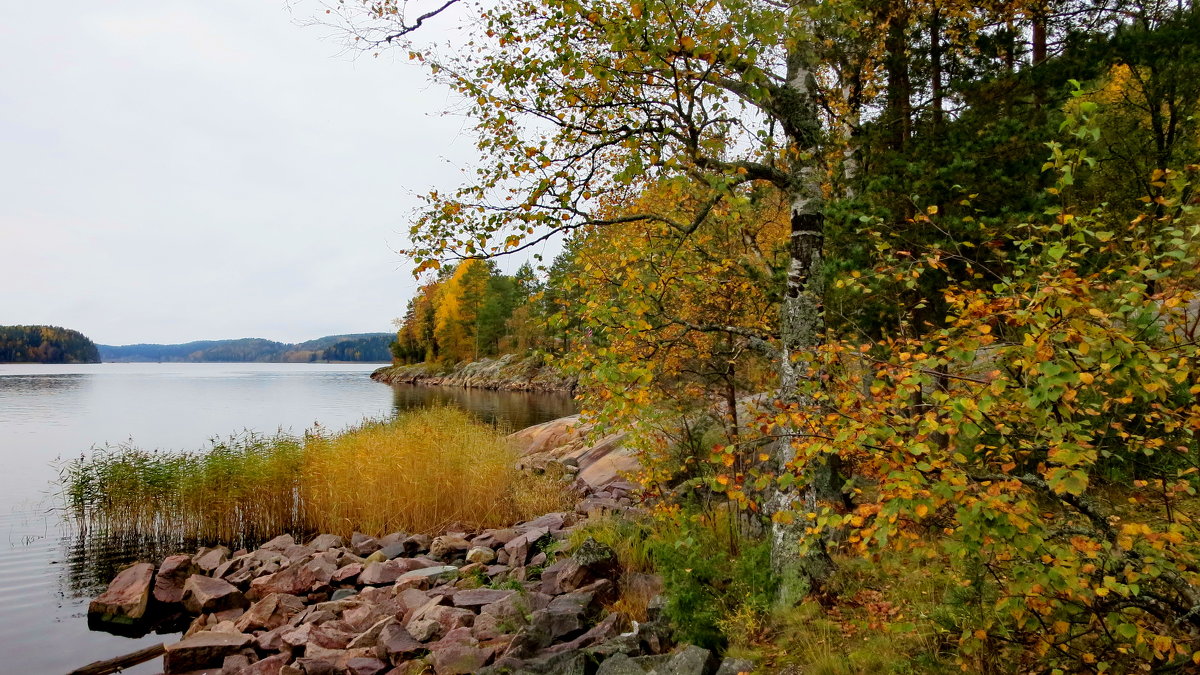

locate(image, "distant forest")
[[0, 325, 100, 363], [99, 333, 394, 363]]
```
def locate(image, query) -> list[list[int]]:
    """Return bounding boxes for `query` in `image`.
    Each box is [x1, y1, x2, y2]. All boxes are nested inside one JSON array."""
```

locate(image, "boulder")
[[308, 534, 345, 551], [715, 657, 756, 675], [345, 656, 390, 675], [465, 547, 496, 565], [194, 546, 231, 574], [377, 622, 428, 661], [360, 558, 430, 586], [154, 554, 199, 605], [351, 532, 383, 557], [661, 645, 719, 675], [402, 534, 432, 555], [250, 556, 336, 597], [332, 562, 363, 584], [406, 618, 443, 643], [88, 562, 155, 625], [235, 592, 305, 632], [242, 653, 290, 675], [597, 654, 649, 675], [450, 588, 516, 609], [183, 575, 247, 614], [396, 565, 459, 586], [430, 534, 472, 560], [260, 533, 296, 551], [502, 527, 549, 566], [163, 630, 253, 673]]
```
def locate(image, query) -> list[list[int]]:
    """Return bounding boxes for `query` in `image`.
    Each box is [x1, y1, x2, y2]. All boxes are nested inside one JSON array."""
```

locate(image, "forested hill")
[[99, 333, 394, 363], [0, 325, 100, 363]]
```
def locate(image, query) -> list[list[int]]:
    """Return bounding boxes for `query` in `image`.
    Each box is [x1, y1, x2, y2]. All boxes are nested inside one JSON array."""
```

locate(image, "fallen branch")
[[68, 642, 165, 675]]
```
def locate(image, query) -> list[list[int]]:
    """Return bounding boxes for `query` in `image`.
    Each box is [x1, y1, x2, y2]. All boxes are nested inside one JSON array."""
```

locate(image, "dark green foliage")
[[0, 325, 100, 363]]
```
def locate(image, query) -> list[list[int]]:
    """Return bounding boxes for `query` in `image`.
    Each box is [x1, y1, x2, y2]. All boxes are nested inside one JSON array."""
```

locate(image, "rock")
[[183, 575, 248, 614], [242, 653, 290, 675], [88, 562, 155, 625], [597, 654, 649, 675], [406, 618, 443, 643], [222, 653, 254, 674], [351, 532, 383, 557], [347, 616, 399, 650], [163, 631, 253, 674], [378, 622, 427, 660], [396, 565, 459, 586], [502, 527, 549, 566], [525, 513, 569, 531], [530, 606, 586, 644], [715, 657, 755, 675], [450, 588, 516, 609], [261, 534, 296, 551], [345, 657, 390, 675], [464, 547, 496, 565], [155, 554, 199, 605], [413, 604, 475, 634], [360, 558, 430, 586], [661, 645, 718, 675], [430, 534, 472, 560], [332, 588, 359, 602], [235, 592, 305, 632], [308, 534, 345, 551], [250, 555, 336, 597], [195, 546, 231, 574], [282, 544, 317, 562], [402, 534, 432, 555], [333, 563, 364, 585], [432, 644, 494, 674]]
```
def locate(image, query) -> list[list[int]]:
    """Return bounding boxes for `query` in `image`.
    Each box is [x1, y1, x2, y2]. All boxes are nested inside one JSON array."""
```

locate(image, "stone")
[[530, 606, 586, 643], [89, 562, 155, 625], [242, 653, 290, 675], [431, 641, 494, 675], [660, 645, 718, 675], [406, 618, 443, 643], [250, 556, 336, 597], [351, 532, 383, 557], [308, 533, 345, 551], [596, 654, 649, 675], [195, 546, 231, 574], [331, 588, 359, 601], [529, 552, 548, 567], [332, 563, 363, 584], [715, 657, 755, 675], [347, 616, 399, 650], [345, 657, 390, 675], [395, 565, 459, 586], [163, 631, 253, 673], [360, 558, 429, 586], [235, 592, 305, 632], [413, 604, 475, 634], [222, 653, 254, 674], [524, 512, 569, 531], [377, 623, 427, 660], [450, 588, 516, 609], [184, 575, 248, 614], [402, 534, 432, 555], [261, 533, 296, 551], [429, 534, 472, 560], [155, 554, 199, 605], [502, 527, 549, 566], [464, 547, 496, 565]]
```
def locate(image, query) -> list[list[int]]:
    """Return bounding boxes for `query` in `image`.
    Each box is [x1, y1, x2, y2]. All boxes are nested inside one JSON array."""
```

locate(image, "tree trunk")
[[768, 43, 838, 602], [931, 6, 944, 131]]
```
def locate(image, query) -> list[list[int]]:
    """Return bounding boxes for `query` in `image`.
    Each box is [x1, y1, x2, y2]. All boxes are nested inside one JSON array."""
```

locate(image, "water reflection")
[[390, 384, 577, 432]]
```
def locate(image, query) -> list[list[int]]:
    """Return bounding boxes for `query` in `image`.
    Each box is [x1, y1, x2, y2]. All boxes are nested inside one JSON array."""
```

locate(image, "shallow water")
[[0, 362, 575, 673]]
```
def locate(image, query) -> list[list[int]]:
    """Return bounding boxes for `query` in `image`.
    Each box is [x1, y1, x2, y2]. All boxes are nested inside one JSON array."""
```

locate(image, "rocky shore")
[[371, 355, 575, 394], [84, 416, 752, 675]]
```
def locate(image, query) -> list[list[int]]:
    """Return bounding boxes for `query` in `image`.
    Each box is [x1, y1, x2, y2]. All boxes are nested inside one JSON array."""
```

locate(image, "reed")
[[56, 406, 571, 544]]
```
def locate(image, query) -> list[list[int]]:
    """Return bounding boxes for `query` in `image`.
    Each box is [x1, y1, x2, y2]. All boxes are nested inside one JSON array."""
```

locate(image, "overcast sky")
[[0, 2, 485, 345]]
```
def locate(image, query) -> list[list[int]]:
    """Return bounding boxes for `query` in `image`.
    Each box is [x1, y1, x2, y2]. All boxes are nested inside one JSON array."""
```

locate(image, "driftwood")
[[67, 642, 165, 675]]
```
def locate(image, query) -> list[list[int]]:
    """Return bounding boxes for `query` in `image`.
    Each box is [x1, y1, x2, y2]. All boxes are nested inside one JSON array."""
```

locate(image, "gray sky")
[[0, 2, 476, 345]]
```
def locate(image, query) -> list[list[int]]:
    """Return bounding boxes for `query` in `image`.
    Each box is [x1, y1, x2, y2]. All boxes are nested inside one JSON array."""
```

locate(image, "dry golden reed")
[[57, 405, 573, 543]]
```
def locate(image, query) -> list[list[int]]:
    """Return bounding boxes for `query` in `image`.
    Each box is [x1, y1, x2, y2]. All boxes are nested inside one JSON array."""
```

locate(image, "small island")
[[0, 325, 100, 363]]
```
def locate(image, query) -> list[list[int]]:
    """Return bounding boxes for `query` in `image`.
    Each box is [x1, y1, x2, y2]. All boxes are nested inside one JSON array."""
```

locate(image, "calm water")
[[0, 362, 575, 674]]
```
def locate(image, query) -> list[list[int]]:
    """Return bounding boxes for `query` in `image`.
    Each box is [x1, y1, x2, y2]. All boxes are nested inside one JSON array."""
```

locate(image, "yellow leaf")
[[1079, 372, 1094, 385], [680, 36, 695, 51], [915, 504, 929, 518]]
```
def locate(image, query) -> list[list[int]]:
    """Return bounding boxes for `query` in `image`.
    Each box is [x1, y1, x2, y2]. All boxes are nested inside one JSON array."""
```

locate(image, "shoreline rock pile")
[[88, 482, 752, 675]]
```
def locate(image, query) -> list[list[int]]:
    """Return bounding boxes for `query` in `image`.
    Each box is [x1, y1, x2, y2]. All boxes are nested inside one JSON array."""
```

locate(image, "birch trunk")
[[768, 44, 839, 601]]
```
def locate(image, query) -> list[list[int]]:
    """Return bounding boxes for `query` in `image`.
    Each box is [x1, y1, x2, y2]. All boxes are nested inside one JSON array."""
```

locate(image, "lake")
[[0, 362, 576, 674]]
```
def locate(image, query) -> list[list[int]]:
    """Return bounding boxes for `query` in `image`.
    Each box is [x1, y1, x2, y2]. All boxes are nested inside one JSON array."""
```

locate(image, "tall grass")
[[57, 406, 572, 544]]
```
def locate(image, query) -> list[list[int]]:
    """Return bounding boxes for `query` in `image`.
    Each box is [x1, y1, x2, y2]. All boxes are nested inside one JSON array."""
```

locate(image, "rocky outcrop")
[[88, 562, 155, 625], [371, 354, 575, 393], [509, 414, 639, 493]]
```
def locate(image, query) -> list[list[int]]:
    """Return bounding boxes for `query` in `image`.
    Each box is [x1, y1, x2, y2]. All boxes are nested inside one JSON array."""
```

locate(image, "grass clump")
[[57, 405, 573, 543]]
